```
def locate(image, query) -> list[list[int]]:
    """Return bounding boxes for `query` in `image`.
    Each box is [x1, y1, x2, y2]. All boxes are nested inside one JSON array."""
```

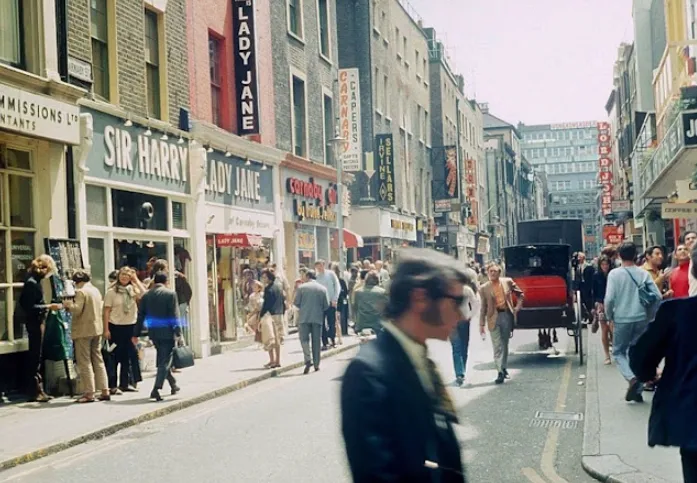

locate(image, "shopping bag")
[[172, 345, 195, 369]]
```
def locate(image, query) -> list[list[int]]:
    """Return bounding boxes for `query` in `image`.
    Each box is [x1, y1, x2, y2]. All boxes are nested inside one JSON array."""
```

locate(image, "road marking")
[[539, 357, 573, 483], [522, 467, 549, 483]]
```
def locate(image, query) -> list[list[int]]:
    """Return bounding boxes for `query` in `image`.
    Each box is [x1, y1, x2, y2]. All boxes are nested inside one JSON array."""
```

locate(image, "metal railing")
[[653, 41, 697, 138]]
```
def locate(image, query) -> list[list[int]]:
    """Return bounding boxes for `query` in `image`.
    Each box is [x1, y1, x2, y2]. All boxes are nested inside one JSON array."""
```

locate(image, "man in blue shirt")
[[604, 242, 661, 403], [314, 260, 340, 349]]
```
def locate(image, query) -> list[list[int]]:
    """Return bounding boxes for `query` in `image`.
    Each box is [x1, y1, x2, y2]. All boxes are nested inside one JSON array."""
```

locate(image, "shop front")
[[0, 79, 83, 388], [350, 207, 417, 262], [282, 167, 344, 283], [204, 150, 279, 350], [74, 104, 196, 343]]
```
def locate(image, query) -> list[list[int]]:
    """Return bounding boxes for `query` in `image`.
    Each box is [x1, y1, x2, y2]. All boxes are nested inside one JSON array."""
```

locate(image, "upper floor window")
[[317, 0, 330, 58], [144, 9, 162, 119], [291, 75, 307, 157], [288, 0, 303, 39], [323, 94, 333, 166], [0, 0, 22, 67], [91, 0, 110, 100], [209, 34, 223, 127]]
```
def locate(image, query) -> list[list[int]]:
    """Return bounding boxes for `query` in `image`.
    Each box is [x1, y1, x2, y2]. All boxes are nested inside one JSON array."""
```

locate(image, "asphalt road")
[[0, 327, 595, 483]]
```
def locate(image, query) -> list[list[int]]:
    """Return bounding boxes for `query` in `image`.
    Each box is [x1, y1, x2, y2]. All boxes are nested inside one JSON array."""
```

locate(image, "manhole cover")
[[529, 419, 579, 429], [534, 411, 583, 421]]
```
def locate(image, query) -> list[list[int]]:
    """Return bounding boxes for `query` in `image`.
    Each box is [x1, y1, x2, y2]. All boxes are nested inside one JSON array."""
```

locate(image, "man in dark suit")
[[136, 271, 181, 401], [341, 248, 477, 483]]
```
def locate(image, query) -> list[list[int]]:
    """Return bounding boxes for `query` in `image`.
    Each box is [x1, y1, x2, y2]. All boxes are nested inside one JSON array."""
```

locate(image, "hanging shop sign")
[[233, 0, 260, 135], [0, 82, 80, 145], [214, 233, 263, 248], [285, 174, 338, 224], [683, 110, 697, 147], [602, 225, 623, 245], [85, 108, 190, 194], [661, 202, 697, 219], [464, 158, 478, 227], [597, 122, 613, 217], [338, 68, 362, 171], [205, 153, 274, 211], [375, 134, 395, 205]]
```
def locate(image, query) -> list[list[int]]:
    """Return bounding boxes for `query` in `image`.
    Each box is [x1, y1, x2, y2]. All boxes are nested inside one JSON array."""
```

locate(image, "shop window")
[[0, 0, 22, 67], [111, 189, 168, 231], [144, 8, 162, 119], [9, 175, 32, 227], [172, 201, 186, 230], [114, 239, 167, 281], [86, 184, 108, 226], [4, 148, 30, 171], [91, 0, 111, 100], [88, 238, 106, 295]]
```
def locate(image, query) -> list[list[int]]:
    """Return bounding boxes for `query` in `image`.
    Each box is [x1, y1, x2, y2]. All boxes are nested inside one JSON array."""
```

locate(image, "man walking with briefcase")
[[136, 271, 182, 401]]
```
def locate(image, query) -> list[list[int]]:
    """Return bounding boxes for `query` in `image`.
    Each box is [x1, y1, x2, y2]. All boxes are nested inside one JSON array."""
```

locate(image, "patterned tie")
[[426, 358, 459, 424]]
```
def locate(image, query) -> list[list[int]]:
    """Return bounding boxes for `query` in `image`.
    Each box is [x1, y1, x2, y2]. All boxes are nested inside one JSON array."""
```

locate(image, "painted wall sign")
[[204, 153, 274, 211], [338, 68, 362, 171], [375, 134, 395, 205], [84, 108, 190, 194], [232, 0, 260, 135], [0, 82, 80, 145]]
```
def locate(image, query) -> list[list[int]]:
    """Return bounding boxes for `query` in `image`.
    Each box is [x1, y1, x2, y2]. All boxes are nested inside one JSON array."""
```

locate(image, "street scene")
[[1, 0, 696, 482]]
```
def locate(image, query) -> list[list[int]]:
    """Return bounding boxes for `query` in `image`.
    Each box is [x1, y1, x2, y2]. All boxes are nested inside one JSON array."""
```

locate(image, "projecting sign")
[[661, 203, 697, 219], [233, 0, 260, 135], [683, 111, 697, 146], [375, 134, 395, 205], [338, 68, 362, 171]]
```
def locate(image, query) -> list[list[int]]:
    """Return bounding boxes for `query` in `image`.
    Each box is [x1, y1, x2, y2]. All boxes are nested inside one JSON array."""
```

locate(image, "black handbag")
[[172, 345, 195, 369]]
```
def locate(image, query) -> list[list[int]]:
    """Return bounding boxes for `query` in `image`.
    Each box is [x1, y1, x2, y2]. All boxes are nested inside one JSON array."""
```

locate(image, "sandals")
[[110, 388, 123, 395], [76, 396, 96, 404], [604, 358, 612, 365]]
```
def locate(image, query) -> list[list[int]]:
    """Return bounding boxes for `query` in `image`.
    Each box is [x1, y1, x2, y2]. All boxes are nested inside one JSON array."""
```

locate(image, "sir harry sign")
[[233, 0, 260, 135]]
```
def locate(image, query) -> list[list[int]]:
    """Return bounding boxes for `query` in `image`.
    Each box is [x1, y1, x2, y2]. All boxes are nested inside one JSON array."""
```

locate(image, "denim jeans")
[[450, 321, 471, 379], [612, 319, 649, 382]]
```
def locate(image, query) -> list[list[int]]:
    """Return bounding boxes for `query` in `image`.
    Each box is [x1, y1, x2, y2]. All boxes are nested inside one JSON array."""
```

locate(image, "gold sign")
[[391, 219, 415, 232], [294, 200, 337, 222]]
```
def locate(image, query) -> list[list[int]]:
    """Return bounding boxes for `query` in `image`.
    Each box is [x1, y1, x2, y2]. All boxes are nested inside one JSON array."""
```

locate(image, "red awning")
[[215, 234, 263, 248], [331, 229, 364, 249]]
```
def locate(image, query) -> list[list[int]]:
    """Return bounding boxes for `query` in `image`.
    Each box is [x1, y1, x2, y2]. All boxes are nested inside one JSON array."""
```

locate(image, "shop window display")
[[113, 240, 168, 281]]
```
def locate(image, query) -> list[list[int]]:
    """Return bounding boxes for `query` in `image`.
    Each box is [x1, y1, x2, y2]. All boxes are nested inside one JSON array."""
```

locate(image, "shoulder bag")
[[624, 268, 661, 309]]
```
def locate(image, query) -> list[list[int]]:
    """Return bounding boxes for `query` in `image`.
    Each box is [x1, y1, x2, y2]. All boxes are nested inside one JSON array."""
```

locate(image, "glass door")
[[206, 235, 222, 354], [174, 237, 192, 345]]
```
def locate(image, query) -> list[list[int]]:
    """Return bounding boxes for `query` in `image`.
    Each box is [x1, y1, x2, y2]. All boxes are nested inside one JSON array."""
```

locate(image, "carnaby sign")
[[86, 108, 190, 194], [283, 171, 338, 224], [338, 68, 362, 171], [233, 0, 260, 135]]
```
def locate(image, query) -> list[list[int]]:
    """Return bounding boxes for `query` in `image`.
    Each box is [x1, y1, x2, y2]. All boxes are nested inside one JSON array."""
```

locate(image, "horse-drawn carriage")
[[503, 219, 585, 365]]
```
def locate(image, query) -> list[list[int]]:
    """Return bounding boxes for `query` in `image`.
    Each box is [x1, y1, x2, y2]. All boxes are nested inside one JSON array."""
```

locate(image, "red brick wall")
[[187, 0, 235, 132]]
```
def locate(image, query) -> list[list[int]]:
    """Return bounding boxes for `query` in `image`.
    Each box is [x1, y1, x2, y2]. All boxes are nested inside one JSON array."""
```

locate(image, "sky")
[[408, 0, 634, 125]]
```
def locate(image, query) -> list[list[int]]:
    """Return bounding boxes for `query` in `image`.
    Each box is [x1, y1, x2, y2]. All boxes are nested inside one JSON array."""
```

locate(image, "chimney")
[[479, 103, 489, 114]]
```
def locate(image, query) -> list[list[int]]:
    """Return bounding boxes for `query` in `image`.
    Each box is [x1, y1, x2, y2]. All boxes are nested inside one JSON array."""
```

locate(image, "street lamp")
[[328, 129, 347, 269]]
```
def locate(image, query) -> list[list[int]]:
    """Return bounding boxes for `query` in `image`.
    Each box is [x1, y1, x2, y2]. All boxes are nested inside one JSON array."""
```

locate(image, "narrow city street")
[[0, 329, 594, 483]]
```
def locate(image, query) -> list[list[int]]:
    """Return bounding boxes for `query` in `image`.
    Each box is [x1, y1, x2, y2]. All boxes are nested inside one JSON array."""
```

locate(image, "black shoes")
[[314, 366, 320, 372], [150, 390, 163, 402], [503, 369, 510, 379], [495, 372, 505, 384], [303, 363, 312, 375], [625, 378, 643, 403], [170, 385, 181, 396], [455, 376, 464, 387]]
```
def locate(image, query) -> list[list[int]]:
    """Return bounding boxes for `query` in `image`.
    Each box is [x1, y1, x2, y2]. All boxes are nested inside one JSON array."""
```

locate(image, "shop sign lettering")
[[233, 0, 260, 135], [205, 158, 260, 202], [293, 200, 337, 222], [287, 177, 324, 201], [390, 219, 414, 232], [104, 125, 189, 183]]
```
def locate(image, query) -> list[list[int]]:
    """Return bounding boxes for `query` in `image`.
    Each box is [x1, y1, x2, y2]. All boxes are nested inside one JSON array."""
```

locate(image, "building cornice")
[[191, 121, 286, 166], [281, 153, 354, 183], [0, 65, 87, 102]]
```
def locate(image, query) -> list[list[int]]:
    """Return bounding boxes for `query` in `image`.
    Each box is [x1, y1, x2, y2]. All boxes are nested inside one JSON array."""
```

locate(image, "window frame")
[[90, 0, 117, 102], [0, 0, 25, 69], [208, 32, 224, 128], [287, 0, 305, 41], [316, 0, 331, 62], [144, 7, 169, 121], [289, 69, 309, 159], [0, 142, 38, 349], [321, 88, 334, 166]]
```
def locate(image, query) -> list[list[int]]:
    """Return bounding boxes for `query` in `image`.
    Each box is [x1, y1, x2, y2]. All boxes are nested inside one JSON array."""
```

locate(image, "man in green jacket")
[[352, 272, 388, 335]]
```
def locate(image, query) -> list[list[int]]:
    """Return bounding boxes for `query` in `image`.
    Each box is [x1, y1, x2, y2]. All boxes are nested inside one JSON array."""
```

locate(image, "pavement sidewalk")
[[582, 330, 682, 483], [0, 333, 359, 471]]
